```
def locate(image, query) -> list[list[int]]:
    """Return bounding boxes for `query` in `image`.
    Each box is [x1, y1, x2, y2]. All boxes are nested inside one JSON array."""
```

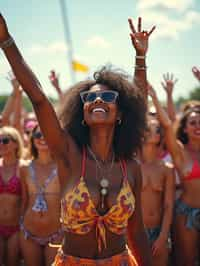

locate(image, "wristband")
[[135, 65, 147, 70], [0, 36, 14, 49], [135, 55, 146, 59]]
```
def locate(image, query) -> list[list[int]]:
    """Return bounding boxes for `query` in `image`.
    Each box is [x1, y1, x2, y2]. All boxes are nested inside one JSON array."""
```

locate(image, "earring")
[[82, 119, 86, 126], [117, 118, 122, 125]]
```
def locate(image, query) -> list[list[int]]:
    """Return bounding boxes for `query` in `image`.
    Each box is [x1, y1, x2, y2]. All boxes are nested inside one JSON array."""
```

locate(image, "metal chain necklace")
[[87, 145, 115, 208]]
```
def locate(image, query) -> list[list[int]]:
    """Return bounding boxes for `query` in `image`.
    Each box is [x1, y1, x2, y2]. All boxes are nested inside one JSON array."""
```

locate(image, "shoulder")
[[19, 159, 32, 180]]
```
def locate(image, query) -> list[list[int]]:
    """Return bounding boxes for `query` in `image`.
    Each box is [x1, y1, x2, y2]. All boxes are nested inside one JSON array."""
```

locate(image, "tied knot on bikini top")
[[60, 148, 135, 252], [0, 164, 21, 195]]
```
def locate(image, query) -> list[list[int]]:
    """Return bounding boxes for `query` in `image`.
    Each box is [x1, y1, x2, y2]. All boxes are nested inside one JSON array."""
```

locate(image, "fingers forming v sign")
[[161, 73, 178, 94], [128, 17, 156, 55]]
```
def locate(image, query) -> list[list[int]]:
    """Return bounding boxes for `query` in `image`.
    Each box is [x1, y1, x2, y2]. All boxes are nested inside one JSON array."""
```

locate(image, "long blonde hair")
[[0, 126, 24, 159]]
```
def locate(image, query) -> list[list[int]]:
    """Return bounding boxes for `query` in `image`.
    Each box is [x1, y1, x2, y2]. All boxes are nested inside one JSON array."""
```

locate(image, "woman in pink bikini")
[[148, 85, 200, 266], [0, 126, 24, 266], [20, 124, 62, 266], [0, 14, 154, 265]]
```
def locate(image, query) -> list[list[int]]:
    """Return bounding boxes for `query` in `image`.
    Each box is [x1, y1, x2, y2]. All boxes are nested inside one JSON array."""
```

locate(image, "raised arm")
[[11, 85, 23, 133], [1, 72, 19, 125], [128, 17, 155, 103], [192, 66, 200, 82], [49, 70, 64, 101], [0, 14, 67, 157], [148, 84, 184, 170], [161, 73, 178, 122]]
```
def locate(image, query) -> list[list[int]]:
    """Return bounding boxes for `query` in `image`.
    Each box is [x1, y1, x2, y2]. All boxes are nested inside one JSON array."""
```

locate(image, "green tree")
[[189, 86, 200, 100]]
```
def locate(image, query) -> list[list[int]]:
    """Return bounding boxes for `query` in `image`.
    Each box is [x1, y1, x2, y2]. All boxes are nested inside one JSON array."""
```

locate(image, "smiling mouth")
[[92, 108, 106, 113]]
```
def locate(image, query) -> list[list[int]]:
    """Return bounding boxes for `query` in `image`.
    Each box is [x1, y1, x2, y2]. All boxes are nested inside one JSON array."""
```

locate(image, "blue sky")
[[0, 0, 200, 101]]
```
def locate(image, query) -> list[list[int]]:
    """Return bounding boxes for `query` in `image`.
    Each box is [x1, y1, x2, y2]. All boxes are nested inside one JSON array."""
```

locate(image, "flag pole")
[[59, 0, 76, 84]]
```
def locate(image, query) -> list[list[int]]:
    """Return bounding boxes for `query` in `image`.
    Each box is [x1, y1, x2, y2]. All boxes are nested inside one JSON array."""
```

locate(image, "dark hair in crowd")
[[58, 66, 147, 160], [30, 125, 39, 159], [177, 107, 200, 144]]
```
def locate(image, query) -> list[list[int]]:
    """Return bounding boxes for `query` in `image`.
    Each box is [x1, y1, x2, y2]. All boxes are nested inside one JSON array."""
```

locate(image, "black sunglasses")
[[32, 131, 43, 139], [0, 137, 12, 145], [80, 90, 119, 104]]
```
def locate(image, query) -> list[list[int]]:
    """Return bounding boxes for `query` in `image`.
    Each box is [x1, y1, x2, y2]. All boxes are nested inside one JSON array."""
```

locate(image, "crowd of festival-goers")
[[0, 13, 200, 266]]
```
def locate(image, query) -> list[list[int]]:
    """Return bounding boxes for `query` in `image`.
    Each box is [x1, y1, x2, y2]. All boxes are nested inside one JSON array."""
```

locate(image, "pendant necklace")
[[87, 146, 115, 209]]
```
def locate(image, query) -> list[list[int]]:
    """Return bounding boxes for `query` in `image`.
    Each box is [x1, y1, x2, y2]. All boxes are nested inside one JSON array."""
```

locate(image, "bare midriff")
[[180, 179, 200, 207], [62, 229, 127, 259], [142, 189, 163, 228], [0, 194, 20, 226], [23, 194, 61, 236]]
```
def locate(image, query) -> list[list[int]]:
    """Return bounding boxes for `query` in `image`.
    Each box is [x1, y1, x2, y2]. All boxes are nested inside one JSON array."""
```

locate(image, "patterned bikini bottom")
[[20, 222, 63, 246]]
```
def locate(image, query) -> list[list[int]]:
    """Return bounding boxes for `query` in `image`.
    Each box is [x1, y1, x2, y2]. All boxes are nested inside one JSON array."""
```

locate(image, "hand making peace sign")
[[128, 17, 156, 56]]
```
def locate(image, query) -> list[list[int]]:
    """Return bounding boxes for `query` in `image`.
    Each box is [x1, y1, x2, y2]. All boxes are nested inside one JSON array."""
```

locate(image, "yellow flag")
[[72, 60, 89, 72]]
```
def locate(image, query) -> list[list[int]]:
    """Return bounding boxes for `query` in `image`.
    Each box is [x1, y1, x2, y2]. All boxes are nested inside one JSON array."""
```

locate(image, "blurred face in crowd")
[[144, 117, 161, 145], [0, 133, 18, 157], [185, 112, 200, 141], [32, 126, 48, 152]]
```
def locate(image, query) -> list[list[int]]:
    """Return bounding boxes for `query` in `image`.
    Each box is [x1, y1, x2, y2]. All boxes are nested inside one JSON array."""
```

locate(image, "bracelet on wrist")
[[135, 55, 146, 60], [135, 65, 147, 70], [0, 36, 14, 50]]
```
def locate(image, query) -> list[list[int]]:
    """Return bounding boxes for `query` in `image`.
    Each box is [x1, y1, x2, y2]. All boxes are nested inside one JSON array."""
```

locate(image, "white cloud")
[[138, 0, 194, 12], [29, 41, 68, 54], [136, 1, 200, 40], [86, 36, 111, 48]]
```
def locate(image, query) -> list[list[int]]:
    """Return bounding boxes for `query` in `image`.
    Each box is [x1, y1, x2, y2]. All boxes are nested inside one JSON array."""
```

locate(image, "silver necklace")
[[87, 146, 115, 208]]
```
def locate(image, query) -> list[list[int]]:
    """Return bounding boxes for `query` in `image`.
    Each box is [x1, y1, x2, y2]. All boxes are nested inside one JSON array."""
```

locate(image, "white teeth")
[[92, 108, 106, 113]]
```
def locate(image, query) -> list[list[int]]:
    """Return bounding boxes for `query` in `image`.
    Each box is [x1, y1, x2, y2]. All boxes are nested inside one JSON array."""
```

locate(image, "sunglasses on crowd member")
[[146, 126, 161, 135], [80, 90, 119, 104], [32, 131, 43, 139], [188, 120, 200, 126], [0, 136, 13, 145]]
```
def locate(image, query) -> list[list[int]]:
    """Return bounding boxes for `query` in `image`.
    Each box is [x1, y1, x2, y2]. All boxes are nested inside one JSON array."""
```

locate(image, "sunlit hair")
[[180, 100, 200, 113], [58, 66, 147, 160], [177, 107, 200, 144], [0, 126, 24, 158]]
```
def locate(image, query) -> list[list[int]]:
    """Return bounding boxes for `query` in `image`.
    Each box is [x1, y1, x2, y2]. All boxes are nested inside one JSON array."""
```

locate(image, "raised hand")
[[147, 83, 157, 99], [161, 73, 178, 95], [192, 66, 200, 82], [128, 17, 155, 56], [6, 70, 20, 89], [0, 14, 10, 42], [49, 70, 60, 89], [49, 70, 63, 100]]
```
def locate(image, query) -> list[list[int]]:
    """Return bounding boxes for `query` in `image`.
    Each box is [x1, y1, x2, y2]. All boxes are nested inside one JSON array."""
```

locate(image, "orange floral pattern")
[[61, 156, 135, 253]]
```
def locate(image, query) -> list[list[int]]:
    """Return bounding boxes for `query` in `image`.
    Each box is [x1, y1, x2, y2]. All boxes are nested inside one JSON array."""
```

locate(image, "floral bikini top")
[[60, 148, 135, 252]]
